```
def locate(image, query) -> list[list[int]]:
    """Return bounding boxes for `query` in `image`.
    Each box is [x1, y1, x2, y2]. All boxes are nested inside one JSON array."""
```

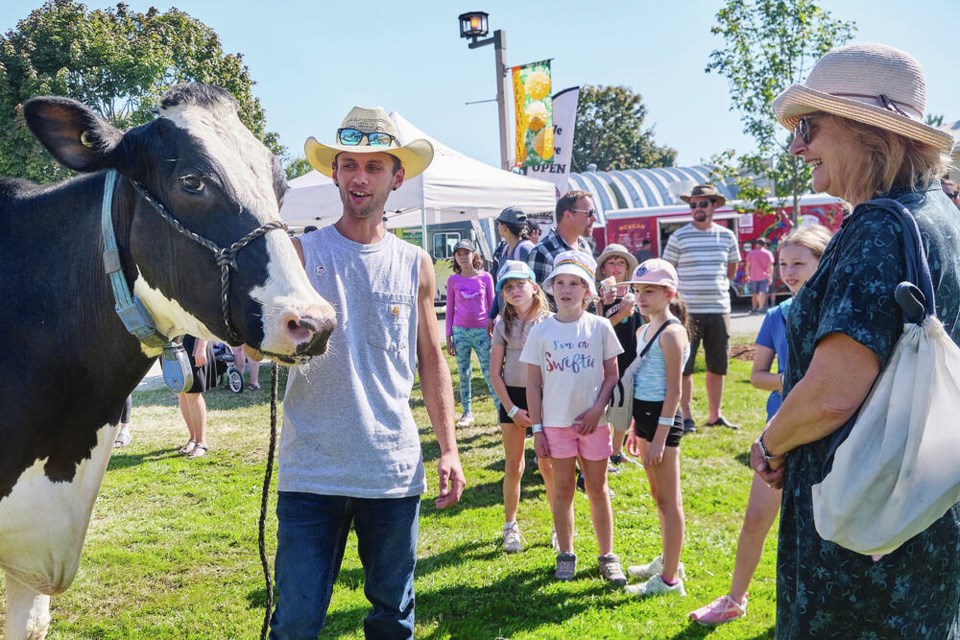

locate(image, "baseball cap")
[[496, 206, 527, 226], [626, 258, 679, 291], [453, 239, 476, 253], [495, 260, 536, 293]]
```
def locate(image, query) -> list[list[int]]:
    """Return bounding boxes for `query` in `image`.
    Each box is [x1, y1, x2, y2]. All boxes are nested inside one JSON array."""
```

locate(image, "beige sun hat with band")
[[304, 106, 435, 178], [773, 43, 955, 153]]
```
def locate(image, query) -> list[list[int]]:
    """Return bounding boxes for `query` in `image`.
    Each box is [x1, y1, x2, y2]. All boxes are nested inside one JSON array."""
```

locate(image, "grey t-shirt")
[[278, 225, 425, 498]]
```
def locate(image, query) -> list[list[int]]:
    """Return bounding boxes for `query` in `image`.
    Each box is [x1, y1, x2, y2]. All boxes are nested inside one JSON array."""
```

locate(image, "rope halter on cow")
[[100, 169, 289, 347]]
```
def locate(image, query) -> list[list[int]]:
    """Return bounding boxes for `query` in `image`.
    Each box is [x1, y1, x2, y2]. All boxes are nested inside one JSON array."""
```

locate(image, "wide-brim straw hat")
[[596, 243, 638, 276], [773, 43, 954, 153], [679, 184, 726, 206], [305, 106, 435, 178]]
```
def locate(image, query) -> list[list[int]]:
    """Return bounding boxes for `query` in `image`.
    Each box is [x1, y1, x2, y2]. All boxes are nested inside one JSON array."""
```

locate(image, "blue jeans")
[[451, 325, 495, 413], [269, 492, 420, 639]]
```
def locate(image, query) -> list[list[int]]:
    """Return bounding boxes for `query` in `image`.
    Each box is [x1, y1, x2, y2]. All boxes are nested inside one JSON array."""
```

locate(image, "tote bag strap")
[[869, 198, 936, 322]]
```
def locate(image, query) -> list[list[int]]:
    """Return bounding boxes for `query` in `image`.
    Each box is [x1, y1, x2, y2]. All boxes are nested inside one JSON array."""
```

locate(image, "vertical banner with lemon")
[[512, 60, 553, 168]]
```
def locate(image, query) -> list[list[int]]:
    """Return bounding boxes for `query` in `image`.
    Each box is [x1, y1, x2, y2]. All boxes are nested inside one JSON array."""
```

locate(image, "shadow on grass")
[[107, 447, 192, 470]]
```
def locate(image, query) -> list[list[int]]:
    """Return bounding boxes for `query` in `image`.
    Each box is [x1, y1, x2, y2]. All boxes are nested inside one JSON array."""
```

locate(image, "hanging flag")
[[512, 60, 553, 168], [523, 86, 579, 198]]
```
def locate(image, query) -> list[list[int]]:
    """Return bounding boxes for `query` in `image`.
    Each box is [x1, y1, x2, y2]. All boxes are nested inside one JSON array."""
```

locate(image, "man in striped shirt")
[[662, 184, 741, 433]]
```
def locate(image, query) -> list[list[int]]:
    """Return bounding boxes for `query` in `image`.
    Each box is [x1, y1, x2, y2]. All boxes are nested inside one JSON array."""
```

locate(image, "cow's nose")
[[282, 304, 337, 357]]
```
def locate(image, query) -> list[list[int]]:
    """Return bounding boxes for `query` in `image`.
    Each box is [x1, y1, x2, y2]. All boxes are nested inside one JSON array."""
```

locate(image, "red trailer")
[[597, 194, 846, 300]]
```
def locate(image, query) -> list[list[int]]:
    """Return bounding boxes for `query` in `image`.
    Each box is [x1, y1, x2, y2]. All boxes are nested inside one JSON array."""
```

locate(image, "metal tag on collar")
[[161, 341, 194, 394], [115, 296, 166, 349]]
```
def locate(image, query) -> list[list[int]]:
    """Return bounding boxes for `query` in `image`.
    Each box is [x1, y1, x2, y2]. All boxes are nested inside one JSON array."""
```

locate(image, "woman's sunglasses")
[[337, 127, 397, 147], [794, 116, 817, 145]]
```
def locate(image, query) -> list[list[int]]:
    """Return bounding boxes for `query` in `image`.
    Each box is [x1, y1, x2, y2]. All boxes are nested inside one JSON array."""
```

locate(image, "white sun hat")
[[543, 250, 598, 297], [773, 43, 955, 153]]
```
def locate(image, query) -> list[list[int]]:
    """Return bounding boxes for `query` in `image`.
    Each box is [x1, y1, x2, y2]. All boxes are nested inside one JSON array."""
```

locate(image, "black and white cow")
[[0, 84, 335, 639]]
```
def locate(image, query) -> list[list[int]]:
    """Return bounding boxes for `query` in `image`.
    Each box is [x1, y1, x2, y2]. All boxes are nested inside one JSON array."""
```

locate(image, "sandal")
[[113, 429, 132, 448], [188, 444, 209, 459], [246, 383, 261, 391], [178, 439, 197, 455]]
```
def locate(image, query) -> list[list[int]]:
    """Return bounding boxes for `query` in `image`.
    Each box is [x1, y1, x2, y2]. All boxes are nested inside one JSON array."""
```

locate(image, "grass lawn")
[[2, 334, 776, 639]]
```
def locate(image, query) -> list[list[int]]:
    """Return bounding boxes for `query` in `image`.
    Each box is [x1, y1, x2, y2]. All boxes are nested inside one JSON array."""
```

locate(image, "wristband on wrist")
[[657, 416, 675, 427], [531, 423, 543, 434], [507, 405, 520, 419]]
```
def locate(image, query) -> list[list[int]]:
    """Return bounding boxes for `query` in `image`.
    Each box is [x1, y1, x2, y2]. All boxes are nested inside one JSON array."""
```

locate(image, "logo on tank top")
[[315, 263, 326, 277]]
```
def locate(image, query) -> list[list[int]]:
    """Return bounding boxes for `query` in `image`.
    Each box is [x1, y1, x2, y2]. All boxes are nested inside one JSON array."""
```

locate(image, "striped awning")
[[568, 165, 738, 225]]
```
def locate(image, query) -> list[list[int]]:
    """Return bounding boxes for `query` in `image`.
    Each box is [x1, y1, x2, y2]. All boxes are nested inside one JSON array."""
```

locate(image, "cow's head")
[[22, 84, 335, 363]]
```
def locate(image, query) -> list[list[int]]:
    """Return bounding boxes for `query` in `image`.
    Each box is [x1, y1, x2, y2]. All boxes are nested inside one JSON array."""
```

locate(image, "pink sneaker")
[[689, 594, 747, 626]]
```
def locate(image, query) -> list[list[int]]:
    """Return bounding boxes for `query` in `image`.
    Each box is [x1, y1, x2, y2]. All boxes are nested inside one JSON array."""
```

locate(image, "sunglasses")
[[571, 208, 597, 218], [794, 116, 817, 145], [689, 201, 712, 209], [336, 127, 397, 147]]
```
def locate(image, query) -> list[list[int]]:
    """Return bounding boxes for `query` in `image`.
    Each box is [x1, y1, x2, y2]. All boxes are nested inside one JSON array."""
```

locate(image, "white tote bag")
[[811, 199, 960, 556], [606, 319, 678, 432]]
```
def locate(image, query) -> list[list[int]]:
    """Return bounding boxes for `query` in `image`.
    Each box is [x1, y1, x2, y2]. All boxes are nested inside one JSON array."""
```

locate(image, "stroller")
[[213, 343, 245, 393]]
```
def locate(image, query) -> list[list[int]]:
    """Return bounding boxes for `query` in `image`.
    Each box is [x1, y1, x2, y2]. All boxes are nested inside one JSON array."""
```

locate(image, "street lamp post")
[[458, 11, 511, 171]]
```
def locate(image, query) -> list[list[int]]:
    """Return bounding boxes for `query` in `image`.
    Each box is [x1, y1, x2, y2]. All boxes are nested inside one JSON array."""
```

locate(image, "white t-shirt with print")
[[519, 313, 623, 428]]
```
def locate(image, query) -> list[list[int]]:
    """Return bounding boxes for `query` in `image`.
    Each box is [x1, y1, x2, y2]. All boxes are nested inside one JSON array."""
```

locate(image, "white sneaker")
[[625, 574, 687, 597], [502, 522, 524, 553], [626, 555, 686, 580], [456, 412, 474, 427]]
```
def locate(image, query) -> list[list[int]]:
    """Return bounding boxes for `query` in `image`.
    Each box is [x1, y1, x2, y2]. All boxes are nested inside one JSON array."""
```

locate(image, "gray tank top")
[[278, 225, 425, 498]]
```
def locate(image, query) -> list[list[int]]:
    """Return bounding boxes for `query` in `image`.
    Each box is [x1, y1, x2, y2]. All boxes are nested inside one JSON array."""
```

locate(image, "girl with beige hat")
[[751, 43, 960, 637]]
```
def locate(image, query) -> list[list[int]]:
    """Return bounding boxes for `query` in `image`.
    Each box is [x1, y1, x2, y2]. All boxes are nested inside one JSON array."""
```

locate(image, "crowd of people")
[[111, 41, 960, 638]]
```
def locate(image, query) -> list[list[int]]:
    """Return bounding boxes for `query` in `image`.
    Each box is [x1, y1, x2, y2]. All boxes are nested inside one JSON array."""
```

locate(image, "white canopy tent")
[[280, 112, 557, 232]]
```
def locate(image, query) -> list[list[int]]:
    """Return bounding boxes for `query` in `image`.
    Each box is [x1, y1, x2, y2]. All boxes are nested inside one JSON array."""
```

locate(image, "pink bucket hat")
[[627, 258, 679, 291]]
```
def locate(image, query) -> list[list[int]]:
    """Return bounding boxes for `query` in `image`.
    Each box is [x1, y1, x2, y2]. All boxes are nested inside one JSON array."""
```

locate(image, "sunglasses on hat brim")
[[337, 127, 397, 147]]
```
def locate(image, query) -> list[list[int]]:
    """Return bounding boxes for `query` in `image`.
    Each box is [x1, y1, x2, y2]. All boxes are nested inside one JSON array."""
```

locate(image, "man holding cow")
[[270, 106, 466, 638]]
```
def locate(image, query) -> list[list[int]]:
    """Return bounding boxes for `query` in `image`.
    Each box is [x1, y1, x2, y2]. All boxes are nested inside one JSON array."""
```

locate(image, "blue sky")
[[1, 0, 956, 169]]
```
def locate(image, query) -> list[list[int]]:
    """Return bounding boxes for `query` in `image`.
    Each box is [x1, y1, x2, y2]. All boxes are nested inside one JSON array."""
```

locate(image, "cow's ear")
[[22, 96, 123, 172]]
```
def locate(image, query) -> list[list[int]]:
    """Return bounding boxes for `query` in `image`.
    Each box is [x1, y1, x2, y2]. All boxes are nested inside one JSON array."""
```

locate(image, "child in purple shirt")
[[445, 239, 496, 426]]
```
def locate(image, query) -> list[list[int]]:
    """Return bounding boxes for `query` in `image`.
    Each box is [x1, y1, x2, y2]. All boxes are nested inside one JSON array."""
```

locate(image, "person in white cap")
[[519, 250, 627, 585], [753, 43, 960, 637], [271, 106, 465, 638]]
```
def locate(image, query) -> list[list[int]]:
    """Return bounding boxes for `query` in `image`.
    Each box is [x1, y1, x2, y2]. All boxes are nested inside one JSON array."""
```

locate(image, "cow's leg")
[[4, 572, 50, 640]]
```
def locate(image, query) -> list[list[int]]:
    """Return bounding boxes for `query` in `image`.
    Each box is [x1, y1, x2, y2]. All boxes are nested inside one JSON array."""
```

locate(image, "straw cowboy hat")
[[773, 43, 955, 153], [304, 106, 435, 178], [679, 184, 726, 207]]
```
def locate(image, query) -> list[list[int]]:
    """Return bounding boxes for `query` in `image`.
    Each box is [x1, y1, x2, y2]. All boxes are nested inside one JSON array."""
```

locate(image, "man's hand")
[[434, 451, 466, 510]]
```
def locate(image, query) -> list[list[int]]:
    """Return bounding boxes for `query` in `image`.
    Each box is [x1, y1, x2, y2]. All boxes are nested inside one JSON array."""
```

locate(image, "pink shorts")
[[543, 424, 613, 461]]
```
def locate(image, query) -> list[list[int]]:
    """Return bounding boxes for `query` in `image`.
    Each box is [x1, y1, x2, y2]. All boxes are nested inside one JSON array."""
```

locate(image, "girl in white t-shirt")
[[490, 261, 553, 554], [622, 259, 691, 598], [520, 250, 626, 584]]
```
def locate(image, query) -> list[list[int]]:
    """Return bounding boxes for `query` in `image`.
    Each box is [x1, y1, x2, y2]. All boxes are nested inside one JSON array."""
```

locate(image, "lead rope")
[[259, 362, 280, 640]]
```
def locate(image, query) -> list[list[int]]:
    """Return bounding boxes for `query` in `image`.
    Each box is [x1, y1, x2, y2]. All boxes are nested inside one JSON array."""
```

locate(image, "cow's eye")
[[180, 174, 204, 192]]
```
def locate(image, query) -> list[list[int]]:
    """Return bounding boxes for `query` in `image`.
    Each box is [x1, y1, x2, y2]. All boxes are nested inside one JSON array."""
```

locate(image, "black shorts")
[[684, 313, 730, 376], [632, 399, 684, 448], [498, 385, 529, 424]]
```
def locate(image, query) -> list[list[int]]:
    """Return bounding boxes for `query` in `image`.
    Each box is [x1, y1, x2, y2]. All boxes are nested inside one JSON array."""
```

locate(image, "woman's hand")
[[511, 408, 532, 430], [533, 432, 550, 459], [445, 337, 455, 357], [750, 439, 786, 489], [193, 341, 208, 367], [626, 431, 641, 457], [572, 405, 603, 435], [645, 438, 666, 467]]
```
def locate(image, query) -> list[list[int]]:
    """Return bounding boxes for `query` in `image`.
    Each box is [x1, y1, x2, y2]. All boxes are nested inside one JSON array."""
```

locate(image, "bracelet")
[[657, 416, 675, 427], [758, 433, 785, 462], [507, 405, 520, 419], [531, 423, 544, 434]]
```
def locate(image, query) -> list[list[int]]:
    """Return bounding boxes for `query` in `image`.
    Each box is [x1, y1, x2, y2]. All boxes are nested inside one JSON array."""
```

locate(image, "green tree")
[[0, 0, 282, 182], [284, 156, 313, 181], [706, 0, 855, 218], [572, 85, 676, 172]]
